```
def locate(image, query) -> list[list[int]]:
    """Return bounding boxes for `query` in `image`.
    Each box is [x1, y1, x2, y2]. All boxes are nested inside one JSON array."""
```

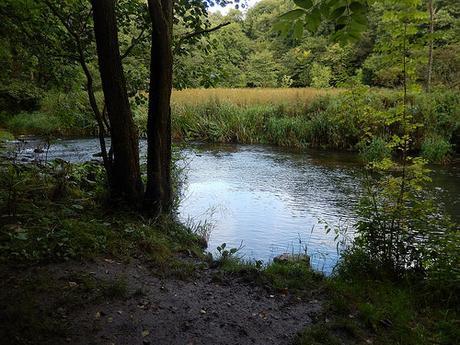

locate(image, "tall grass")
[[171, 87, 339, 107], [148, 87, 459, 161]]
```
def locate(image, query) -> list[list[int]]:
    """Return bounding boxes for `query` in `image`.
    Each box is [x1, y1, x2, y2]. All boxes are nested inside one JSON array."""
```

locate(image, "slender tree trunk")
[[92, 0, 143, 204], [79, 56, 111, 174], [427, 0, 434, 93], [145, 0, 173, 214], [42, 0, 112, 183]]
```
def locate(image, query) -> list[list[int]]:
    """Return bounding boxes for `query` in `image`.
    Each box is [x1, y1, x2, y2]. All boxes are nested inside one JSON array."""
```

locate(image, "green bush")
[[310, 63, 332, 88], [421, 136, 452, 164], [359, 137, 391, 163], [7, 112, 64, 136]]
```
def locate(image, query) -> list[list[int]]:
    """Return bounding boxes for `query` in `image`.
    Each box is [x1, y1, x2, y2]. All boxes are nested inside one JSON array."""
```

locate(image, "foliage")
[[309, 63, 332, 88], [296, 265, 459, 345], [343, 2, 459, 289], [244, 50, 281, 87], [0, 159, 205, 265], [421, 135, 452, 163], [160, 87, 459, 158]]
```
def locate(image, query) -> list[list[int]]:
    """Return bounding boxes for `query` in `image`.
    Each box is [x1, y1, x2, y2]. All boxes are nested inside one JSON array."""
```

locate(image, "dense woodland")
[[0, 1, 459, 345], [2, 0, 459, 91]]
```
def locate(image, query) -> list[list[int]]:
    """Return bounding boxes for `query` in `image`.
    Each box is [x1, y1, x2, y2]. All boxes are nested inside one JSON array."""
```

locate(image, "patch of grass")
[[0, 129, 14, 141], [0, 161, 206, 269], [171, 87, 339, 108], [99, 276, 129, 300], [145, 88, 459, 157], [7, 111, 67, 136], [421, 135, 453, 164], [213, 254, 324, 295], [295, 323, 343, 345], [263, 261, 324, 291]]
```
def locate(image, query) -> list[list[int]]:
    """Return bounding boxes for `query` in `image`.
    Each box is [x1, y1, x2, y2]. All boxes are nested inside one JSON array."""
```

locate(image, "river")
[[5, 138, 459, 273]]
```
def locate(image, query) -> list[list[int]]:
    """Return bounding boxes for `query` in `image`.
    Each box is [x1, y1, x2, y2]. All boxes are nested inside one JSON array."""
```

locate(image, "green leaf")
[[293, 20, 304, 39], [294, 0, 313, 10], [349, 1, 365, 12], [330, 6, 347, 20], [305, 7, 321, 33], [278, 9, 306, 21], [16, 232, 28, 241], [272, 20, 291, 36]]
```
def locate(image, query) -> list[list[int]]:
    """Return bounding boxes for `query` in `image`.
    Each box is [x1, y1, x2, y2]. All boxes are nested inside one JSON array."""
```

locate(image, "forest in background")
[[0, 1, 459, 344], [176, 0, 459, 89], [1, 0, 459, 155]]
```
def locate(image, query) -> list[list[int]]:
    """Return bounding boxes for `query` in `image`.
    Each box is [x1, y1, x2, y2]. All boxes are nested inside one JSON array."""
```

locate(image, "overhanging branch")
[[174, 21, 231, 54]]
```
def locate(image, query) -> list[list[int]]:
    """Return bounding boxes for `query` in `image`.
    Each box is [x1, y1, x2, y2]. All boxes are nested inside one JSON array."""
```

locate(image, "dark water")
[[6, 138, 460, 273]]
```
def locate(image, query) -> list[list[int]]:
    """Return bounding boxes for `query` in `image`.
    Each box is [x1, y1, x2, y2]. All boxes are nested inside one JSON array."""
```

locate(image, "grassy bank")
[[0, 159, 206, 273], [0, 157, 457, 344], [163, 87, 460, 163], [2, 87, 459, 163], [212, 251, 458, 345]]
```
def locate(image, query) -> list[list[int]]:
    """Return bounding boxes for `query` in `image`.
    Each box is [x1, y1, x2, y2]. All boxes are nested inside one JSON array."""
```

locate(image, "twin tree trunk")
[[145, 0, 173, 213], [92, 0, 173, 213], [91, 0, 143, 204]]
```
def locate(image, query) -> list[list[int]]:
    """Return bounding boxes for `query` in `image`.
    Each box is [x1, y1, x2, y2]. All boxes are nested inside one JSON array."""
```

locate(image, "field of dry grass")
[[171, 88, 341, 107]]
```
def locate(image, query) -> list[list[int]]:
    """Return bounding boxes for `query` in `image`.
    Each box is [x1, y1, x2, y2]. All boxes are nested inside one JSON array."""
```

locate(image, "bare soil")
[[1, 257, 324, 345]]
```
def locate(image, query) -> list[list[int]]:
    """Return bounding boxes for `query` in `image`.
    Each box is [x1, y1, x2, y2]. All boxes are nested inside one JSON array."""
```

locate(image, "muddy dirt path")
[[2, 258, 323, 345]]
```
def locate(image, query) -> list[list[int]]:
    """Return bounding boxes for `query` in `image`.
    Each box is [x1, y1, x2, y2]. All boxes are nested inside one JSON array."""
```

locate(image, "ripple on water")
[[9, 139, 459, 274]]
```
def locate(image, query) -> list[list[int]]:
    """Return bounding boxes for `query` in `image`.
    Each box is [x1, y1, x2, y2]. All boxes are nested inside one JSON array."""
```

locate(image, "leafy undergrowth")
[[211, 249, 458, 345], [1, 160, 457, 345], [212, 256, 325, 297], [294, 260, 459, 345], [0, 160, 206, 277]]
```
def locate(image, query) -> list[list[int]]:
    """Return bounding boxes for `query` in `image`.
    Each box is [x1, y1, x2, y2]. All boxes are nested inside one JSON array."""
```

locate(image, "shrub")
[[310, 63, 332, 88], [421, 136, 452, 164], [7, 112, 64, 136]]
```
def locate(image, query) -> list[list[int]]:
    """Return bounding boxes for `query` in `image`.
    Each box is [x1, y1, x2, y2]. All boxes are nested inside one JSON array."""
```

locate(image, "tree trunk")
[[427, 0, 434, 93], [92, 0, 143, 204], [145, 0, 173, 214]]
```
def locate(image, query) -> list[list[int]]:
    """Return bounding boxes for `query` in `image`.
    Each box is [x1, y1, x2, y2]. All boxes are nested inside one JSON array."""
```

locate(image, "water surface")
[[6, 138, 459, 273]]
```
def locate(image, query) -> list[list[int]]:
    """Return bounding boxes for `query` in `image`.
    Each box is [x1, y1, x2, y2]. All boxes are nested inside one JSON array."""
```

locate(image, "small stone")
[[200, 309, 206, 314], [142, 330, 150, 337], [68, 281, 77, 287], [273, 253, 310, 265]]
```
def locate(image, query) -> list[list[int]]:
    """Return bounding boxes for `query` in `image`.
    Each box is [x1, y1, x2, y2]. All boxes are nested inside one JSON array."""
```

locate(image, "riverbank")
[[3, 87, 459, 163], [166, 87, 460, 164], [0, 158, 457, 345]]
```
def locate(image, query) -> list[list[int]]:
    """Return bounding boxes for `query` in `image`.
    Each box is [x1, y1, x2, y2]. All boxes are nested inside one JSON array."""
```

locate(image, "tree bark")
[[42, 0, 112, 184], [145, 0, 173, 214], [92, 0, 143, 204], [427, 0, 434, 93]]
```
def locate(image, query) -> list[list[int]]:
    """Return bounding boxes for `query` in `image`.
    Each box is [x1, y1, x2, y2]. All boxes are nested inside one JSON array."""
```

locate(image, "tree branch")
[[121, 28, 146, 60], [174, 21, 231, 54]]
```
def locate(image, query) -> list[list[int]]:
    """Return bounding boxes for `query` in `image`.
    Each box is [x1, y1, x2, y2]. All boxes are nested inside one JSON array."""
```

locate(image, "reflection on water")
[[6, 139, 460, 274], [178, 144, 362, 273]]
